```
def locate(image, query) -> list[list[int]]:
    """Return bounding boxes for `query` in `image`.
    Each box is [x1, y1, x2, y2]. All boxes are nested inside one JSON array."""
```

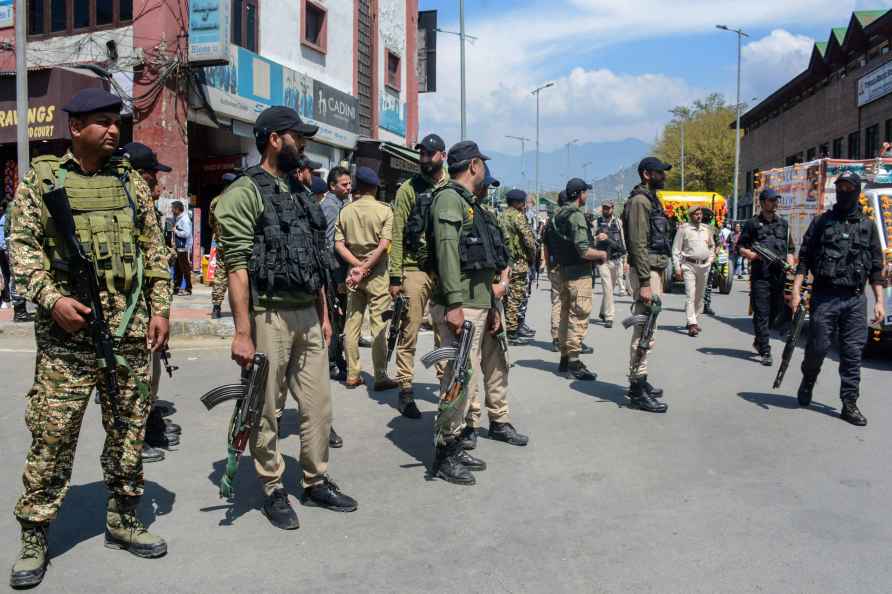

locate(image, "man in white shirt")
[[172, 201, 193, 295], [672, 205, 715, 336]]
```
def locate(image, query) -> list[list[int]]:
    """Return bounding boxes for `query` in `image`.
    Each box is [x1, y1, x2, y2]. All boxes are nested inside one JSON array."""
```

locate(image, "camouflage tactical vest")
[[32, 154, 143, 296]]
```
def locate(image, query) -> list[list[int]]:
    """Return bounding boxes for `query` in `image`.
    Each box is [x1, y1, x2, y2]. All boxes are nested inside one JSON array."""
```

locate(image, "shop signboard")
[[380, 90, 406, 136], [0, 0, 13, 28], [188, 0, 231, 65], [201, 47, 359, 148], [858, 60, 892, 107]]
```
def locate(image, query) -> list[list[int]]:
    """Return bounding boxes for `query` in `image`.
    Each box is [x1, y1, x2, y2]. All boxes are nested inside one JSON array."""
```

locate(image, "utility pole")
[[669, 107, 691, 191], [531, 82, 555, 202], [582, 160, 592, 180], [16, 0, 29, 181], [506, 135, 531, 193], [566, 138, 579, 176], [459, 0, 466, 140], [717, 24, 748, 221]]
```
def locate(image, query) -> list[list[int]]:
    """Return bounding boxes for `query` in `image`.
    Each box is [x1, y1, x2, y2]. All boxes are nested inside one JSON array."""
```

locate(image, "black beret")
[[355, 166, 380, 187], [62, 88, 123, 115]]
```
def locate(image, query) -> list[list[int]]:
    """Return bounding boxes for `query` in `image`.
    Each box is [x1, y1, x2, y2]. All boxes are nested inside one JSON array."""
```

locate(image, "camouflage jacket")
[[8, 151, 172, 344], [501, 206, 536, 272]]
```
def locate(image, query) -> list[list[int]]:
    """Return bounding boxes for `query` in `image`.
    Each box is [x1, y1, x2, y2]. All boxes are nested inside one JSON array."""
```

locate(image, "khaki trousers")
[[628, 270, 664, 380], [558, 275, 593, 361], [598, 259, 623, 321], [250, 306, 331, 493], [395, 270, 435, 390], [431, 306, 509, 443], [549, 267, 562, 341], [682, 261, 710, 326], [345, 271, 390, 382]]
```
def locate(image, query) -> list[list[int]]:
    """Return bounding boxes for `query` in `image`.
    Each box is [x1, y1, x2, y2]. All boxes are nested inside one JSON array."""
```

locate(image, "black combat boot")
[[518, 323, 536, 338], [604, 320, 614, 329], [455, 449, 487, 471], [558, 356, 568, 373], [302, 476, 358, 512], [507, 331, 529, 346], [398, 389, 422, 419], [551, 339, 560, 352], [10, 521, 48, 588], [458, 425, 478, 450], [163, 419, 181, 435], [141, 444, 165, 463], [262, 488, 300, 530], [840, 400, 867, 426], [211, 304, 222, 319], [797, 376, 816, 407], [628, 378, 668, 413], [641, 376, 664, 399], [580, 343, 594, 354], [432, 441, 475, 485], [760, 352, 773, 367], [12, 303, 34, 323], [329, 426, 343, 448], [567, 360, 596, 381], [488, 421, 529, 446]]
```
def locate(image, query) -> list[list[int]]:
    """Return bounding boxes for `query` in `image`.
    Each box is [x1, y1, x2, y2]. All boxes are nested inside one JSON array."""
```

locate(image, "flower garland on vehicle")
[[663, 200, 727, 227]]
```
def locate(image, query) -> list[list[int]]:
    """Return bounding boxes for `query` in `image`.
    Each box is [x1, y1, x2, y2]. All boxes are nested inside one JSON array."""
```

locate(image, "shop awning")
[[0, 67, 109, 144]]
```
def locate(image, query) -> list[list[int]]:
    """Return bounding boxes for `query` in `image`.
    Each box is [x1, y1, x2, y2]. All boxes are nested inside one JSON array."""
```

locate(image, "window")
[[302, 0, 327, 53], [819, 143, 829, 158], [806, 147, 817, 162], [848, 131, 861, 160], [385, 49, 401, 91], [865, 124, 879, 157], [231, 0, 259, 52], [832, 137, 844, 159], [885, 119, 892, 147], [28, 0, 133, 37]]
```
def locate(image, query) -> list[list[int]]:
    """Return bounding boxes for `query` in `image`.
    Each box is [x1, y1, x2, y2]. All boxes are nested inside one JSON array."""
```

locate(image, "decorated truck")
[[656, 191, 734, 295], [756, 158, 892, 352]]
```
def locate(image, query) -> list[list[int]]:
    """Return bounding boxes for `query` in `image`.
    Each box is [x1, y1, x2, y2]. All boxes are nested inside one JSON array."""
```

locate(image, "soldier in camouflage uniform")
[[210, 172, 240, 319], [501, 189, 537, 345], [8, 89, 172, 589]]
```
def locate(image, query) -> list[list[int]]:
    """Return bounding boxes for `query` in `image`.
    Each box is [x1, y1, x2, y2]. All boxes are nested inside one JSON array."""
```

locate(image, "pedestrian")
[[737, 188, 795, 366], [501, 189, 538, 344], [209, 171, 240, 319], [216, 105, 357, 530], [621, 157, 671, 413], [732, 222, 746, 278], [552, 178, 608, 380], [121, 141, 183, 463], [541, 203, 563, 352], [595, 200, 627, 328], [0, 201, 10, 306], [428, 140, 527, 486], [672, 205, 715, 336], [319, 166, 351, 386], [171, 200, 192, 296], [793, 171, 885, 426], [8, 88, 172, 588], [335, 167, 398, 391], [389, 133, 449, 418], [1, 207, 33, 322]]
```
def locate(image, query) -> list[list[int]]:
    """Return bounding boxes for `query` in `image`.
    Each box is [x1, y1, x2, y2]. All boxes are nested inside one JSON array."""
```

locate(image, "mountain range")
[[484, 138, 651, 194]]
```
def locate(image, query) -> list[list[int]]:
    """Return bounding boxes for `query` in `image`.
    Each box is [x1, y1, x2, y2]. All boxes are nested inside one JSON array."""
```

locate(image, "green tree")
[[655, 93, 737, 197]]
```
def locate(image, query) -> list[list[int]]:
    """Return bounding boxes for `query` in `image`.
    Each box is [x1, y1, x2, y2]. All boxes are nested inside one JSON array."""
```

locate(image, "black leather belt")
[[684, 256, 709, 265]]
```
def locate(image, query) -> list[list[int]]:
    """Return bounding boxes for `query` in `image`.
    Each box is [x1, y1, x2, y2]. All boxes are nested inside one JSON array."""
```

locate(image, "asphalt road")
[[1, 279, 890, 593]]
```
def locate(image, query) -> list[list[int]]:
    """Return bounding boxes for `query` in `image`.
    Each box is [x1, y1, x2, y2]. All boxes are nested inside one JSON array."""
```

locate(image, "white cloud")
[[420, 0, 865, 153], [742, 29, 815, 102]]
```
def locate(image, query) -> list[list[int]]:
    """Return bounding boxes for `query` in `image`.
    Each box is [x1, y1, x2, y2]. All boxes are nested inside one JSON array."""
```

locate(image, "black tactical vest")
[[810, 210, 874, 290], [422, 185, 509, 274], [553, 206, 593, 268], [644, 190, 672, 256], [542, 217, 561, 268], [597, 215, 626, 258], [246, 166, 326, 299], [404, 178, 435, 255]]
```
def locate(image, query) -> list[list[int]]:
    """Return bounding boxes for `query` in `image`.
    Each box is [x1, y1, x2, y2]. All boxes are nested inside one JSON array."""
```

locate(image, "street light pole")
[[531, 82, 555, 202], [15, 0, 29, 181], [459, 0, 467, 140], [506, 135, 531, 192], [566, 138, 579, 176], [717, 24, 748, 221]]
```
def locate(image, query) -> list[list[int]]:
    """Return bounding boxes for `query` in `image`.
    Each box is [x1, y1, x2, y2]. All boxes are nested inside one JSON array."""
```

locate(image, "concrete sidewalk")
[[0, 283, 234, 338]]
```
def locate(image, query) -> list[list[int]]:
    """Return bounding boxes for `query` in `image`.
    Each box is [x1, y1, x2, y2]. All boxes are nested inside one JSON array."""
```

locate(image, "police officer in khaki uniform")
[[672, 205, 715, 336], [552, 179, 607, 381], [335, 167, 398, 390]]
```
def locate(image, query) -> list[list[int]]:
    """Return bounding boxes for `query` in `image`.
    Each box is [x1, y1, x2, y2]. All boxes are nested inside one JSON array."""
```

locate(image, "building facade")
[[740, 10, 892, 210]]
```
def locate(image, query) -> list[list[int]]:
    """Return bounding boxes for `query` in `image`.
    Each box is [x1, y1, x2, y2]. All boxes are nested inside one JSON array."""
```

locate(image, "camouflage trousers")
[[15, 334, 151, 524], [505, 267, 528, 333], [211, 265, 228, 307]]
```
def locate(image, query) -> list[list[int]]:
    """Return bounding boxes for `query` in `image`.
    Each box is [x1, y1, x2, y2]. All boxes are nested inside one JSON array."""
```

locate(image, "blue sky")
[[418, 0, 892, 154]]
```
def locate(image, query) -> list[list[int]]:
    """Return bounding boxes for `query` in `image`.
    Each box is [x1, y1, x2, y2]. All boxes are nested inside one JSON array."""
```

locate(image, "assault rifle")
[[421, 321, 475, 407], [43, 187, 124, 430], [382, 295, 407, 366], [751, 243, 793, 273], [622, 295, 662, 378], [201, 353, 269, 499], [492, 298, 510, 358], [774, 282, 811, 389], [159, 347, 178, 377]]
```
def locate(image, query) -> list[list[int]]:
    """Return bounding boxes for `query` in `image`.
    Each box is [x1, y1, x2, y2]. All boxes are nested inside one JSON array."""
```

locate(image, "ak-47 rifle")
[[159, 347, 178, 377], [43, 187, 125, 429], [201, 353, 269, 499], [421, 321, 475, 408], [622, 295, 662, 378], [382, 295, 407, 365], [774, 282, 811, 389], [491, 297, 510, 361], [751, 243, 793, 273]]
